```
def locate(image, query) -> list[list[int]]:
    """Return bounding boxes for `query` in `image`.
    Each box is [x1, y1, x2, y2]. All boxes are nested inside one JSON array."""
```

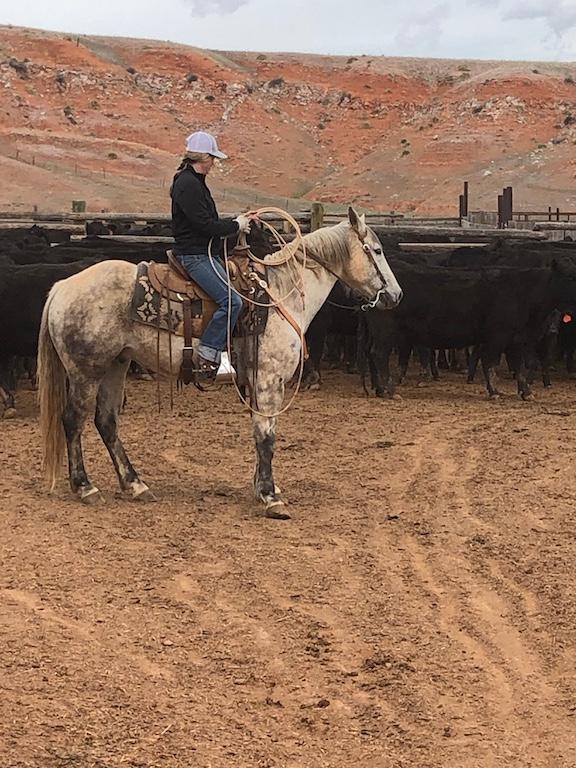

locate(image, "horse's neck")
[[300, 267, 338, 331], [268, 227, 343, 331]]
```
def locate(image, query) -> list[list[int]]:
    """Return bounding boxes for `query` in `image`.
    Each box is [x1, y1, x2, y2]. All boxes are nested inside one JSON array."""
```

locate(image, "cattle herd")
[[1, 223, 576, 416]]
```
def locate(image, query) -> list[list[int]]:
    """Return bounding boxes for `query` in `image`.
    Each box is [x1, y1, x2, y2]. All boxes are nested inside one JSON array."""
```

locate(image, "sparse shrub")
[[126, 66, 136, 75], [565, 75, 575, 85], [532, 68, 540, 74], [107, 152, 117, 159], [401, 149, 410, 157], [256, 54, 266, 60], [186, 72, 198, 83], [63, 105, 75, 119], [205, 95, 215, 102], [268, 77, 284, 89]]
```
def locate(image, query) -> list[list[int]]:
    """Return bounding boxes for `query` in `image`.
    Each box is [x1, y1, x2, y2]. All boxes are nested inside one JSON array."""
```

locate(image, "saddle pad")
[[131, 261, 270, 338]]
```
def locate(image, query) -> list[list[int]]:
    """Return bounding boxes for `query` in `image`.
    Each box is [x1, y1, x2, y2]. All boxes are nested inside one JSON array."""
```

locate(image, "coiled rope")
[[207, 207, 309, 418]]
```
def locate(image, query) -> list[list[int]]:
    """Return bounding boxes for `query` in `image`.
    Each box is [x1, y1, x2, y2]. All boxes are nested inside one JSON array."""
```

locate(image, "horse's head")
[[342, 207, 403, 310]]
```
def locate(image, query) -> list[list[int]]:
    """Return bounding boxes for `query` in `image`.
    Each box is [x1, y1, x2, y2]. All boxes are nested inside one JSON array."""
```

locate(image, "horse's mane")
[[266, 222, 352, 296]]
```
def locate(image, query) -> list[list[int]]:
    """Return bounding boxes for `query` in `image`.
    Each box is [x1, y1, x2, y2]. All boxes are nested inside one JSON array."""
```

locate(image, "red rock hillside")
[[1, 24, 576, 216]]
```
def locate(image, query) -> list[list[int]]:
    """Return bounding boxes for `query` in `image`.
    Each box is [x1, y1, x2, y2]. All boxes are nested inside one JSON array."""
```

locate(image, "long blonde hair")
[[184, 151, 212, 163]]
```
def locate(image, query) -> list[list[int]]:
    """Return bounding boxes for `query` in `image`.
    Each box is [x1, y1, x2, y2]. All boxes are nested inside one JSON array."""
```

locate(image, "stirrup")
[[193, 355, 219, 383]]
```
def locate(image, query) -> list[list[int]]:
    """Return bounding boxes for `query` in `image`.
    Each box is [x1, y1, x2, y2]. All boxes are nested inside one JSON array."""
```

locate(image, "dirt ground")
[[1, 368, 576, 768]]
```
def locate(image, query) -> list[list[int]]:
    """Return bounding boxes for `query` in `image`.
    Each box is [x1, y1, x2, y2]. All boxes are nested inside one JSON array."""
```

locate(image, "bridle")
[[356, 231, 391, 311], [304, 227, 391, 311]]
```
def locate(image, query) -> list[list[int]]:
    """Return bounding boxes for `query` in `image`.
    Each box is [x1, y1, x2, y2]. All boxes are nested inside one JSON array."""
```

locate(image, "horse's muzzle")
[[361, 287, 403, 311]]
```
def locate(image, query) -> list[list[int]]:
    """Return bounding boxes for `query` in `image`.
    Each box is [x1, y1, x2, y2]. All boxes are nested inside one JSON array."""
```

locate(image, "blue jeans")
[[179, 253, 243, 363]]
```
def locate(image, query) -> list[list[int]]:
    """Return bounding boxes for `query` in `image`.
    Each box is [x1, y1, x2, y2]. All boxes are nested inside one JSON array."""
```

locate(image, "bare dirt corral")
[[1, 370, 576, 768]]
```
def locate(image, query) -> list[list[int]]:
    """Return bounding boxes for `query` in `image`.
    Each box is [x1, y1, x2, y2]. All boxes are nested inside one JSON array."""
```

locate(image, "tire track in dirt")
[[2, 588, 173, 679], [386, 415, 574, 766]]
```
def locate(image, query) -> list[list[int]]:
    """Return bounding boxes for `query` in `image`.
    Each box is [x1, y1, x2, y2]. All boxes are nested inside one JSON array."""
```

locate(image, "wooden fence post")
[[459, 181, 469, 220], [310, 202, 324, 231]]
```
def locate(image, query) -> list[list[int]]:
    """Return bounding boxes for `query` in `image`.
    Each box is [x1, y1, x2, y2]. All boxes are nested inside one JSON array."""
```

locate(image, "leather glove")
[[234, 214, 251, 234]]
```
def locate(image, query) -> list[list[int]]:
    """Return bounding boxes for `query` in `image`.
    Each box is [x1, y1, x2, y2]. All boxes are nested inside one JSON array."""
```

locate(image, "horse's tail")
[[37, 287, 67, 490]]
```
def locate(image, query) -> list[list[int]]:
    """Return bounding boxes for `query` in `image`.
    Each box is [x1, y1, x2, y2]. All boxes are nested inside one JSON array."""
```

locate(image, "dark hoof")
[[263, 499, 291, 520], [2, 407, 17, 419], [131, 488, 157, 502], [80, 488, 104, 505], [265, 506, 292, 520]]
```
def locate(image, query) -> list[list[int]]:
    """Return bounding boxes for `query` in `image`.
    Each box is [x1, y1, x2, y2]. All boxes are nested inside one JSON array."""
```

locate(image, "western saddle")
[[146, 248, 268, 384]]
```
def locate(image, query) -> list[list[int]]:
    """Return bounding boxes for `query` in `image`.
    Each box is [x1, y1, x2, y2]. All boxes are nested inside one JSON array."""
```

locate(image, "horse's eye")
[[375, 248, 382, 255]]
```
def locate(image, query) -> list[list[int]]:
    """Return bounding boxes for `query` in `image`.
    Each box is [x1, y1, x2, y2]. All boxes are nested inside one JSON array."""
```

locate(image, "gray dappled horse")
[[38, 208, 402, 517]]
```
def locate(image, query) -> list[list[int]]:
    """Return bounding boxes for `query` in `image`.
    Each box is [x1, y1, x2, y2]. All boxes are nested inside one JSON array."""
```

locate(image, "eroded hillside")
[[1, 25, 576, 214]]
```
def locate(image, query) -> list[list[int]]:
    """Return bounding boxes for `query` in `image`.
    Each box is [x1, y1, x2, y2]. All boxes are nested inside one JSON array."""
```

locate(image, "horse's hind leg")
[[95, 359, 154, 501], [62, 374, 102, 503]]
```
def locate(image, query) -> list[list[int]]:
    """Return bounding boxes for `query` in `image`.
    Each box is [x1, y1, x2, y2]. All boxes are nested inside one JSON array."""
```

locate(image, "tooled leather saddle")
[[131, 248, 270, 384]]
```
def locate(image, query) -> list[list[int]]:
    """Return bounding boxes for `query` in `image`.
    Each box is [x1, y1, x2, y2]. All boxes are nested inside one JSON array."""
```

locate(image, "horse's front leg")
[[253, 412, 289, 519], [251, 357, 295, 519]]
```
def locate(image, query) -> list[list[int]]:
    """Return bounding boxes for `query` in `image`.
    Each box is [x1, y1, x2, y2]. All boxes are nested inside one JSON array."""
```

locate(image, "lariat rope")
[[207, 207, 309, 418]]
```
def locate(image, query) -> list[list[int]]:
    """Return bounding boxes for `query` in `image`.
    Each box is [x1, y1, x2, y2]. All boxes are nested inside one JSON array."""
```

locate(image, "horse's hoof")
[[308, 382, 320, 392], [488, 393, 500, 401], [521, 393, 535, 402], [391, 393, 403, 401], [2, 407, 17, 419], [265, 502, 291, 520], [131, 487, 157, 502], [80, 487, 104, 505]]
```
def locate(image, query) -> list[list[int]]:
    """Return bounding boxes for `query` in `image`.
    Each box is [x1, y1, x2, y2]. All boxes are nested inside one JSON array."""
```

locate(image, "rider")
[[170, 130, 254, 382]]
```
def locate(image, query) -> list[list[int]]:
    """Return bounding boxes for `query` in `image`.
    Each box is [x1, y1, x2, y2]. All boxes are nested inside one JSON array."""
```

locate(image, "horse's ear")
[[348, 206, 367, 237]]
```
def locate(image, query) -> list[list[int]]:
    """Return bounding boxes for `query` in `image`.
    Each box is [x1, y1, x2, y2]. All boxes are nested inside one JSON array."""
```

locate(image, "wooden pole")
[[310, 202, 324, 231]]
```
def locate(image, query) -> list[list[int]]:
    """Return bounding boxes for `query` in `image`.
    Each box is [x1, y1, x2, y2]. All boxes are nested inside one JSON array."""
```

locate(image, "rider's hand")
[[234, 214, 251, 233]]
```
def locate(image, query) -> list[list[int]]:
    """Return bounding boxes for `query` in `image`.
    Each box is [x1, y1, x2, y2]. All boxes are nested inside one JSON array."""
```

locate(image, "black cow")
[[0, 260, 96, 413], [359, 260, 576, 400]]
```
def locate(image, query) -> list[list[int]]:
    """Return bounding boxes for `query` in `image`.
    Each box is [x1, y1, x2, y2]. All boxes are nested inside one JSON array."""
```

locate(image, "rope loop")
[[217, 207, 309, 418]]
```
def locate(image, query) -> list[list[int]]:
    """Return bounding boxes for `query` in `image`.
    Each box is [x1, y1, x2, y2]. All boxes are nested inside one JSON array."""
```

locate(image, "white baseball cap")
[[185, 131, 228, 159]]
